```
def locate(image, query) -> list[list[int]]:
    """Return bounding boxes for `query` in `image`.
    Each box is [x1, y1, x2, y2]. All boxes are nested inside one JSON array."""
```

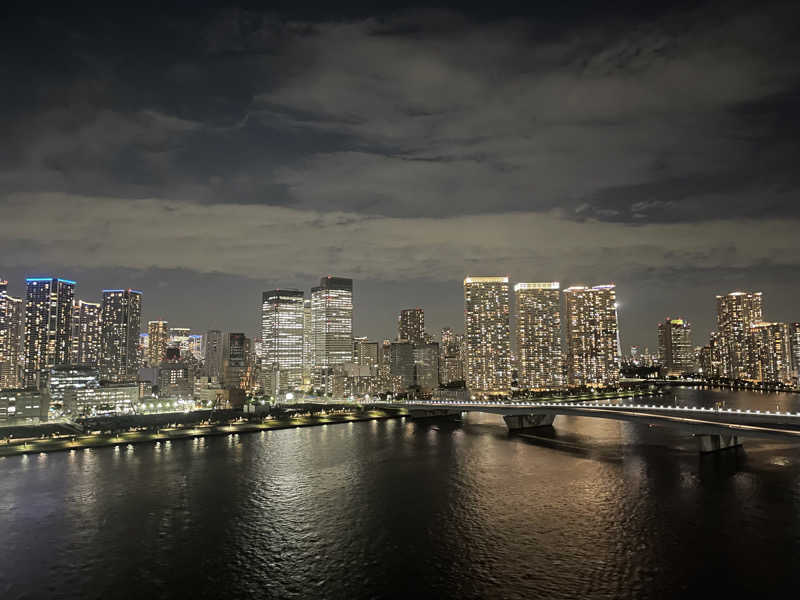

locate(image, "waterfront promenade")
[[0, 409, 404, 458]]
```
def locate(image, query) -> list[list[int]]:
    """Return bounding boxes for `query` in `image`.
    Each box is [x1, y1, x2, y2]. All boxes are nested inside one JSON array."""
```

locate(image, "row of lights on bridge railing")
[[382, 400, 800, 418]]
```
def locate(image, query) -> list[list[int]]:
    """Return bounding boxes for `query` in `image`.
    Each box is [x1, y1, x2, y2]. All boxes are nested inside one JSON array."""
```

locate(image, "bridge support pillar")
[[697, 434, 741, 454], [504, 413, 555, 431], [408, 409, 461, 421]]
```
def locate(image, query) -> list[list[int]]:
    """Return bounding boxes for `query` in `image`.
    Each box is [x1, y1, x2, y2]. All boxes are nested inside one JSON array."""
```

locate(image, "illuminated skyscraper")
[[716, 291, 763, 380], [71, 300, 101, 367], [147, 321, 168, 366], [223, 332, 254, 391], [23, 277, 76, 388], [188, 334, 204, 360], [353, 336, 379, 372], [100, 289, 142, 382], [311, 276, 353, 385], [0, 283, 24, 388], [414, 342, 439, 394], [398, 308, 424, 343], [790, 323, 800, 378], [657, 318, 694, 375], [389, 341, 415, 391], [699, 331, 723, 379], [750, 322, 793, 384], [168, 327, 191, 355], [261, 289, 305, 392], [514, 282, 563, 389], [463, 276, 511, 396], [138, 333, 148, 365], [204, 329, 223, 380], [564, 285, 620, 387], [302, 299, 312, 384]]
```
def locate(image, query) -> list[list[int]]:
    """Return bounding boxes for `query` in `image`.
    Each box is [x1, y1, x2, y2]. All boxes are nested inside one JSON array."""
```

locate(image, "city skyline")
[[1, 272, 798, 355]]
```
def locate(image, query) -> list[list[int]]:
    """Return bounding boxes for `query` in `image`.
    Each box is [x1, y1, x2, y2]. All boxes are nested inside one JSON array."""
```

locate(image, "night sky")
[[1, 1, 799, 350]]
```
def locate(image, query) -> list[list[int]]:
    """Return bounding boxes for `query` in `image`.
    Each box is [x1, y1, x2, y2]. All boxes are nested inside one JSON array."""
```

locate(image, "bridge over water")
[[369, 398, 800, 453]]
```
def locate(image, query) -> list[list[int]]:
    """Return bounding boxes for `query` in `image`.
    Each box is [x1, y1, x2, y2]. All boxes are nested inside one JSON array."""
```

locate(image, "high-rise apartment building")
[[716, 291, 763, 380], [311, 277, 353, 385], [750, 322, 793, 384], [0, 283, 24, 388], [71, 300, 101, 367], [463, 276, 511, 396], [699, 331, 723, 379], [302, 299, 312, 383], [398, 308, 424, 343], [414, 342, 440, 394], [100, 289, 142, 382], [514, 282, 563, 389], [204, 329, 223, 380], [147, 321, 169, 366], [23, 277, 76, 388], [353, 337, 379, 373], [657, 318, 694, 375], [789, 322, 800, 378], [563, 284, 620, 388], [261, 289, 305, 392], [438, 327, 464, 385]]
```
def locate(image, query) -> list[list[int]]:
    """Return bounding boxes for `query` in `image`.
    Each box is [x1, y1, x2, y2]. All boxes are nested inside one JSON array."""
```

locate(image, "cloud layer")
[[2, 2, 800, 344]]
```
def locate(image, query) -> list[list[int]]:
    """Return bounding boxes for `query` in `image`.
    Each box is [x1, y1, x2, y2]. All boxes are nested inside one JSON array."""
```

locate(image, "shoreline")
[[0, 410, 406, 458]]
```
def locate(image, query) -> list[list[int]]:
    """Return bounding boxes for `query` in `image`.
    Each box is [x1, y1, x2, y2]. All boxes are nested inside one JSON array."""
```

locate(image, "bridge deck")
[[372, 400, 800, 440]]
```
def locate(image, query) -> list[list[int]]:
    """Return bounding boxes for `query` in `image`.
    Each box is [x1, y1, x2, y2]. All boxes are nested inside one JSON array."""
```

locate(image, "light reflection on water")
[[1, 389, 800, 599]]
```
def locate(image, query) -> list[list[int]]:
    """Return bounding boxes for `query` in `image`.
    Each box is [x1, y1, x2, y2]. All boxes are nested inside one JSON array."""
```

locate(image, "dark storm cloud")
[[2, 1, 800, 345]]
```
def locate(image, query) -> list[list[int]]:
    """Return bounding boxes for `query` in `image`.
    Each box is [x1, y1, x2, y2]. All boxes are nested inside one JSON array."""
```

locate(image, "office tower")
[[463, 276, 511, 396], [223, 332, 254, 391], [657, 318, 694, 375], [389, 341, 415, 391], [70, 300, 101, 367], [168, 327, 191, 355], [514, 282, 563, 389], [750, 322, 793, 384], [0, 285, 24, 388], [630, 346, 642, 365], [789, 323, 800, 377], [261, 289, 305, 392], [48, 365, 99, 405], [353, 337, 379, 372], [311, 276, 353, 386], [147, 321, 169, 366], [414, 341, 439, 394], [204, 329, 223, 380], [716, 291, 763, 380], [398, 308, 424, 343], [138, 333, 148, 365], [158, 362, 193, 399], [23, 277, 76, 388], [188, 334, 204, 360], [563, 284, 620, 388], [100, 289, 142, 382], [302, 299, 312, 383]]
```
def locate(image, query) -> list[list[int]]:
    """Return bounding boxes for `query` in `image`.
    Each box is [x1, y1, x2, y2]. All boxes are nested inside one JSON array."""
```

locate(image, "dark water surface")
[[2, 389, 800, 599]]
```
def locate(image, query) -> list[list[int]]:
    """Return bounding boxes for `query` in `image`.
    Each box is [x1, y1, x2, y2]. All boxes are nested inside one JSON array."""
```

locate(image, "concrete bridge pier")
[[504, 413, 556, 432], [408, 408, 462, 421], [697, 433, 741, 454]]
